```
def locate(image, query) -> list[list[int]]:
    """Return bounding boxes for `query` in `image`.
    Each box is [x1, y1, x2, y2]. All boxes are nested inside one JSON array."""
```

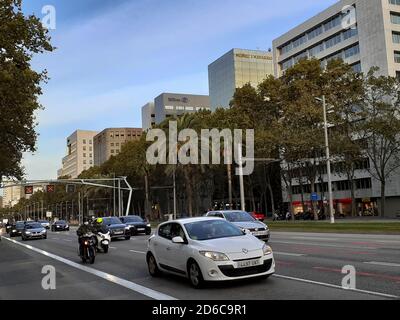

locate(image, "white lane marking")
[[274, 252, 306, 257], [273, 274, 399, 299], [364, 261, 400, 267], [52, 238, 60, 240], [272, 241, 378, 250], [64, 239, 73, 242], [1, 236, 176, 300], [129, 250, 146, 254], [286, 237, 339, 241]]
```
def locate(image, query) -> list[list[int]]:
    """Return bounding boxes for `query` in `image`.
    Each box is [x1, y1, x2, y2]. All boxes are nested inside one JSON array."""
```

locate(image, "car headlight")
[[146, 224, 151, 227], [263, 244, 273, 256], [199, 251, 229, 261], [125, 226, 130, 230], [41, 230, 46, 233], [25, 231, 31, 234]]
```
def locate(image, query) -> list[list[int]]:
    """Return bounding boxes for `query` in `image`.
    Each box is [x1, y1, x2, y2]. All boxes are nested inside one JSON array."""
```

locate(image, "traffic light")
[[46, 185, 55, 193], [24, 186, 34, 195]]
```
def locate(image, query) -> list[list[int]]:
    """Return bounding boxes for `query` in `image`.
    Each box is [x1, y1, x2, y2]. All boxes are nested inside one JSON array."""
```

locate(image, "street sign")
[[46, 211, 52, 218], [46, 185, 55, 193], [24, 186, 34, 195], [66, 184, 76, 193], [311, 193, 320, 201]]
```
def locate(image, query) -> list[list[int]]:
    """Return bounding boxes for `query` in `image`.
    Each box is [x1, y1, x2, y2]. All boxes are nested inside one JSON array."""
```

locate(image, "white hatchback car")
[[146, 217, 275, 288]]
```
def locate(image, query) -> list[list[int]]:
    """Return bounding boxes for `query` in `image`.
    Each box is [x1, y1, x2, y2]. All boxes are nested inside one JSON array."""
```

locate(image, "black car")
[[100, 217, 130, 240], [10, 221, 25, 237], [120, 215, 151, 236], [51, 220, 70, 232]]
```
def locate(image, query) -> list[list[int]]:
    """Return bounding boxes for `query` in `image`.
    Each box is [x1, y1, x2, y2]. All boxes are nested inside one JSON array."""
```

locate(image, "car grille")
[[218, 259, 273, 277], [248, 228, 266, 232]]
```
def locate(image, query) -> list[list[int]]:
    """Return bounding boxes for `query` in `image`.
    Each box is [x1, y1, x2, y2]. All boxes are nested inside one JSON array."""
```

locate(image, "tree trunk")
[[227, 163, 233, 209], [350, 178, 356, 217], [267, 184, 275, 215], [183, 167, 194, 217], [380, 181, 386, 218]]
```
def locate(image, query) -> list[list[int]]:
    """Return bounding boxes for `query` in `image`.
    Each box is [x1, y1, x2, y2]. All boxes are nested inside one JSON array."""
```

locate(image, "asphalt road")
[[1, 229, 399, 300]]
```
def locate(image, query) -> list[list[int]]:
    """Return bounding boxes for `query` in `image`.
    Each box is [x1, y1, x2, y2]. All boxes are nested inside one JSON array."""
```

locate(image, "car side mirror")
[[172, 236, 185, 244]]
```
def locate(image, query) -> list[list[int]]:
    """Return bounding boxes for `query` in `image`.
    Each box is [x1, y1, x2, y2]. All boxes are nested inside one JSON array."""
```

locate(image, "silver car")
[[22, 222, 47, 241], [206, 210, 270, 242]]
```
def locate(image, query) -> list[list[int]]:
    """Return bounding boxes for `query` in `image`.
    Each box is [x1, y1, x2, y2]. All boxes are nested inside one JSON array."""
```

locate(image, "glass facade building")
[[208, 49, 274, 111]]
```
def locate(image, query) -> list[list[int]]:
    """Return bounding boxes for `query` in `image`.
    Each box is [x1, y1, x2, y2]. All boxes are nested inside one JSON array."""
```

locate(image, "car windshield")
[[103, 217, 122, 225], [223, 211, 255, 222], [124, 216, 144, 223], [38, 220, 48, 223], [25, 223, 42, 229], [56, 221, 66, 225], [184, 220, 243, 241], [16, 222, 25, 228]]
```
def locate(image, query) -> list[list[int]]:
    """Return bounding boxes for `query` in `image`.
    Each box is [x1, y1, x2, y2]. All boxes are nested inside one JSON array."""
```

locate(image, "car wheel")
[[125, 236, 131, 240], [188, 260, 204, 289], [43, 235, 47, 239], [147, 253, 161, 277], [102, 245, 109, 254]]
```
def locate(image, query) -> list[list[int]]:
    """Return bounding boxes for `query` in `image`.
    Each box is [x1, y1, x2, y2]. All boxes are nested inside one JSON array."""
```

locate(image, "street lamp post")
[[317, 95, 335, 224]]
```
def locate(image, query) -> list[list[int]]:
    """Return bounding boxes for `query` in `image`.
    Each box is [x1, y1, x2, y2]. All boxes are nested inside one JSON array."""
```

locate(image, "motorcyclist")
[[77, 218, 95, 256]]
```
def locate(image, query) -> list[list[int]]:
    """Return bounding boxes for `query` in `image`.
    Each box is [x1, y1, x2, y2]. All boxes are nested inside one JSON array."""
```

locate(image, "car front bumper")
[[23, 233, 46, 239], [197, 253, 275, 282]]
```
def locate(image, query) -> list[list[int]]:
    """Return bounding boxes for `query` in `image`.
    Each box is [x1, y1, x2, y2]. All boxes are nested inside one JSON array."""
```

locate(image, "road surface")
[[1, 229, 399, 300]]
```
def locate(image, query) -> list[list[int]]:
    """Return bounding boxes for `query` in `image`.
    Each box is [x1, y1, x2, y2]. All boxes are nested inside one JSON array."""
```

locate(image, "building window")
[[391, 12, 400, 24], [89, 140, 92, 144], [336, 180, 350, 191], [83, 146, 86, 151], [343, 27, 358, 40], [344, 44, 360, 58], [89, 147, 92, 151], [83, 139, 86, 144], [396, 71, 400, 80], [395, 51, 400, 63], [83, 160, 87, 164], [352, 62, 362, 73], [325, 33, 342, 49], [356, 178, 372, 190], [90, 160, 93, 165], [111, 150, 115, 154], [89, 153, 92, 158], [392, 31, 400, 43], [390, 0, 400, 4], [83, 153, 86, 157], [116, 143, 120, 146], [324, 15, 341, 32], [281, 58, 293, 70], [165, 106, 174, 110], [307, 25, 323, 41], [111, 143, 114, 146], [309, 43, 324, 57]]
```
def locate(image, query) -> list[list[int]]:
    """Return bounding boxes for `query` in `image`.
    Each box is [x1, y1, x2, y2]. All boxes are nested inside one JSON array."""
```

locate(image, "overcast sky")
[[20, 0, 337, 180]]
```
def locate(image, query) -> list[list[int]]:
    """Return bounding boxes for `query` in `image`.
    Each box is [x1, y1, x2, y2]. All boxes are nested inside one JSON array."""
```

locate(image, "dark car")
[[51, 220, 70, 232], [120, 215, 151, 236], [10, 221, 25, 237], [100, 217, 130, 240], [21, 222, 47, 241]]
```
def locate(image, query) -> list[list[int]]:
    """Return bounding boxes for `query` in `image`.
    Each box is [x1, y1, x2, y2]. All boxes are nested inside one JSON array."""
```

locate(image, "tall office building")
[[94, 128, 143, 166], [58, 130, 98, 178], [272, 0, 400, 217], [273, 0, 400, 78], [141, 102, 155, 131], [208, 48, 274, 111], [141, 93, 210, 130]]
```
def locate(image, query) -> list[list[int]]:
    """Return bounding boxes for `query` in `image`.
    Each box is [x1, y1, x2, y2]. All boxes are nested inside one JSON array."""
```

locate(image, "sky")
[[21, 0, 338, 180]]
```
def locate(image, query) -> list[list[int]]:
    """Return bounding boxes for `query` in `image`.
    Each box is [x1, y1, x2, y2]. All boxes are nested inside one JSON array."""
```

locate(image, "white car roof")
[[158, 217, 222, 226]]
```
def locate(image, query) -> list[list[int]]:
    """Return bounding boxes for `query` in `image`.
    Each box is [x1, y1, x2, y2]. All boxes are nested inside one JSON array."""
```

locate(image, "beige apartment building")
[[58, 130, 98, 178], [2, 180, 24, 208], [93, 128, 143, 166]]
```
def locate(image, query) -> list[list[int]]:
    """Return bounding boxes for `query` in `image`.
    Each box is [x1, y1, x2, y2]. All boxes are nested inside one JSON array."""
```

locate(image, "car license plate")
[[138, 228, 145, 231], [114, 231, 123, 235], [253, 231, 267, 236], [237, 259, 260, 268]]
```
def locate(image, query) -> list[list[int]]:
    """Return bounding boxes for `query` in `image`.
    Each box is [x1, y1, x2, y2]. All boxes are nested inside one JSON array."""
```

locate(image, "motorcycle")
[[96, 231, 111, 253], [78, 233, 96, 264]]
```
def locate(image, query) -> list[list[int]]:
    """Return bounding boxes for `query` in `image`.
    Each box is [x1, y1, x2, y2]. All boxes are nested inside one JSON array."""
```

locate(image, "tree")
[[0, 0, 54, 178], [358, 68, 400, 217]]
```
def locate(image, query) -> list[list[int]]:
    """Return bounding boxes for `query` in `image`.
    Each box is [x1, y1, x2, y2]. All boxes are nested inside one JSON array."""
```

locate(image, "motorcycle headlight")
[[199, 251, 229, 261], [263, 244, 273, 256], [12, 229, 16, 232]]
